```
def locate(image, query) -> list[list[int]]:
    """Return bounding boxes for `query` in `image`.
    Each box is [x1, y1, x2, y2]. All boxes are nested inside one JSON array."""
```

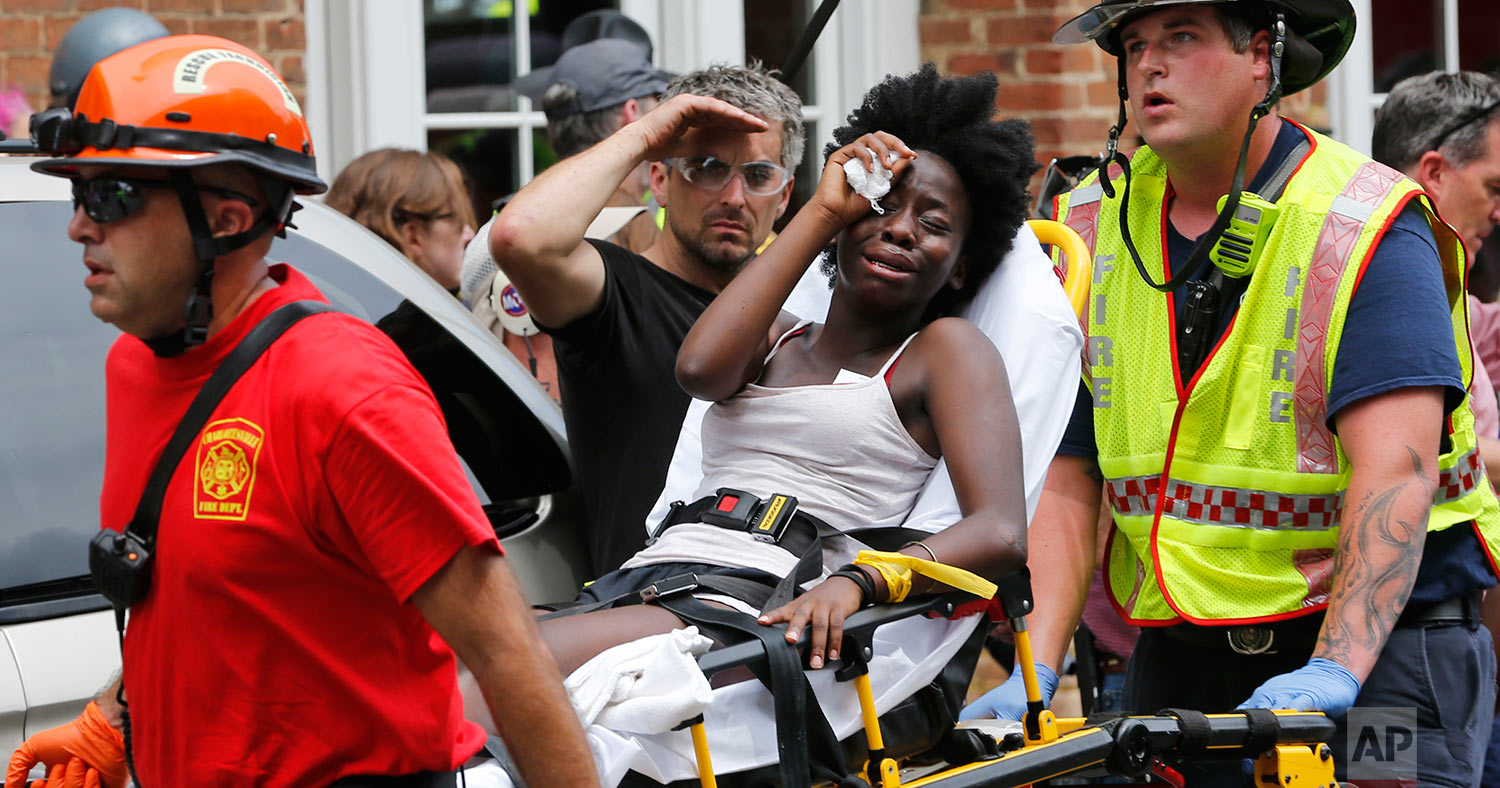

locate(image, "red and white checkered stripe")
[[1104, 474, 1159, 517], [1106, 473, 1341, 530], [1106, 447, 1481, 532], [1437, 447, 1483, 504]]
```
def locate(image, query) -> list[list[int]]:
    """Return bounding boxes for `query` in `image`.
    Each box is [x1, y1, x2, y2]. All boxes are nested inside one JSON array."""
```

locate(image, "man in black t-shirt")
[[491, 64, 804, 576]]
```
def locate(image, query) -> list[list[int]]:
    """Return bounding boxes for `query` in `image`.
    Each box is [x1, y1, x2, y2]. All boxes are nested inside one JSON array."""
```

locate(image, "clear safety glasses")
[[668, 156, 792, 196]]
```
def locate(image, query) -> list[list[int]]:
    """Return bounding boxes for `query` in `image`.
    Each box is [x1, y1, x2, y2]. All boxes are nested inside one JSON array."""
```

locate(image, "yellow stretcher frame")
[[1026, 219, 1091, 322], [684, 592, 1340, 788]]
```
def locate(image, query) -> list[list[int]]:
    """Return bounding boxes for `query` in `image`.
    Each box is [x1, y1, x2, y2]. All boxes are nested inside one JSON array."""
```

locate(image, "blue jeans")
[[1124, 617, 1495, 788], [1098, 669, 1126, 713]]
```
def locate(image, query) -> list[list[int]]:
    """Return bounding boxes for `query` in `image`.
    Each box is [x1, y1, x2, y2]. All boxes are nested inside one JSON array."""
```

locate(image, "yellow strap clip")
[[853, 549, 998, 603]]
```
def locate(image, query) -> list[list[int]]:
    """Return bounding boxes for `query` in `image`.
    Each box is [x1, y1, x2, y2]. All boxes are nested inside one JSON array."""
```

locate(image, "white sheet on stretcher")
[[466, 222, 1083, 787], [467, 614, 980, 788]]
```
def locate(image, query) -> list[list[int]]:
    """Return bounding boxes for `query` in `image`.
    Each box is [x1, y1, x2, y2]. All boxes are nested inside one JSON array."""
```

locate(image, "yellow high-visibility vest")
[[1055, 121, 1500, 624]]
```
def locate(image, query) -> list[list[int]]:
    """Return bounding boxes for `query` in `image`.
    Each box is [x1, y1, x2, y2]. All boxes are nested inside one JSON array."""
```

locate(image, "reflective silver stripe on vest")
[[1294, 161, 1408, 475], [1105, 447, 1480, 530], [1070, 182, 1104, 207]]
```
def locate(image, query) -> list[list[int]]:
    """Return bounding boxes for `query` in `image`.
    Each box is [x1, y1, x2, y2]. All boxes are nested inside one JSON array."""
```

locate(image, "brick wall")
[[919, 0, 1330, 196], [0, 0, 306, 117]]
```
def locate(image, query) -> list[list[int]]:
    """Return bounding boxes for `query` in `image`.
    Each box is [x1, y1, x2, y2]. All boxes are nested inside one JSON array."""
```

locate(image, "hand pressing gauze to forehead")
[[844, 147, 899, 214]]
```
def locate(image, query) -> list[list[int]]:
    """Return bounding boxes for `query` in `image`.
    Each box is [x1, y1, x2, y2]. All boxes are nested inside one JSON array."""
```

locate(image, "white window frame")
[[305, 1, 919, 190]]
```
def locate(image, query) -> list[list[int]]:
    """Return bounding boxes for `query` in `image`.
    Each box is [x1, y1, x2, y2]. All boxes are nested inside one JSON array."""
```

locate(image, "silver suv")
[[0, 158, 588, 758]]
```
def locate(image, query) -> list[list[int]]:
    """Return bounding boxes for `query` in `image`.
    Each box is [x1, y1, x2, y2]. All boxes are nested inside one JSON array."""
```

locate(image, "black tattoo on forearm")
[[1316, 447, 1432, 668]]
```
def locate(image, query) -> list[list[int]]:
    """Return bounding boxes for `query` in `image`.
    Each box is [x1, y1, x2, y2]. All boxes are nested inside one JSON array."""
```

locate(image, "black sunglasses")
[[1429, 98, 1500, 155], [71, 176, 260, 224]]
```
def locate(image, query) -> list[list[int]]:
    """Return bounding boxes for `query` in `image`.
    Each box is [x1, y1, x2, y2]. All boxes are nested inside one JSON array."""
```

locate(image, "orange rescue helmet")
[[32, 34, 325, 194]]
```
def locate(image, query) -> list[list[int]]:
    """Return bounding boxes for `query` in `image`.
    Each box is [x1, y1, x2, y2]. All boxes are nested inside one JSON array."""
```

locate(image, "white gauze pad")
[[843, 147, 899, 214]]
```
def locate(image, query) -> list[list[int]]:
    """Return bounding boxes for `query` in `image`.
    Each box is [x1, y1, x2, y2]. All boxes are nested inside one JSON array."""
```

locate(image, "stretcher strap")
[[1159, 708, 1213, 754], [1240, 708, 1282, 756], [657, 595, 862, 788], [537, 569, 782, 621]]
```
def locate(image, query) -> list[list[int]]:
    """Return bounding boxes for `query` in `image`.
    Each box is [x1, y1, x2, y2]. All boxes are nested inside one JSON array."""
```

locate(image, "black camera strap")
[[94, 299, 334, 787]]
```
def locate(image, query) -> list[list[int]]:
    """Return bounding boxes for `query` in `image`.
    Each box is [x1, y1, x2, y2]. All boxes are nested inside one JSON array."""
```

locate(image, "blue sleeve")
[[1057, 379, 1097, 460], [1326, 204, 1466, 428]]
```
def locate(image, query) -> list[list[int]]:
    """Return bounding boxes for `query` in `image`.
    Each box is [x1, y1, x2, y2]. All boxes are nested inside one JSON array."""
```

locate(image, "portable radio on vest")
[[1177, 274, 1224, 379], [1179, 192, 1281, 376], [1210, 192, 1280, 278]]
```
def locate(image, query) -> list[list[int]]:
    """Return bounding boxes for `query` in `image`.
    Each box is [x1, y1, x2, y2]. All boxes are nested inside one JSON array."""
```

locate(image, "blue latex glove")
[[1237, 657, 1362, 718], [959, 662, 1060, 722]]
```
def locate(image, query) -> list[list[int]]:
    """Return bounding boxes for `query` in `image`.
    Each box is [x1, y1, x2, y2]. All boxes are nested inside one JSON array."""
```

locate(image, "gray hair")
[[1374, 71, 1500, 172], [542, 82, 631, 159], [664, 61, 805, 169]]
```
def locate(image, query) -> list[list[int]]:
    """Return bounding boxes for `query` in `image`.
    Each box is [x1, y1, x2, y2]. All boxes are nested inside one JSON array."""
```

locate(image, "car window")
[[0, 201, 115, 597], [1, 199, 569, 609]]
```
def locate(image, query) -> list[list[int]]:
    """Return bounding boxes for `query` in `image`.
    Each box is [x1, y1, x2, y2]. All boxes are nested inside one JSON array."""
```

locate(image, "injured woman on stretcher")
[[466, 65, 1083, 787]]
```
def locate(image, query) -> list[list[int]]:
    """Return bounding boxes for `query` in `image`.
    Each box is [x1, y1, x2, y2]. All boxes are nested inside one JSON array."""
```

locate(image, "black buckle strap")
[[639, 572, 699, 602], [657, 489, 808, 550]]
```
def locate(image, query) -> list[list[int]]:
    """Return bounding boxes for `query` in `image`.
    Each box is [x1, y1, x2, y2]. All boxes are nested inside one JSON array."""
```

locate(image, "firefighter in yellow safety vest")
[[963, 1, 1500, 785]]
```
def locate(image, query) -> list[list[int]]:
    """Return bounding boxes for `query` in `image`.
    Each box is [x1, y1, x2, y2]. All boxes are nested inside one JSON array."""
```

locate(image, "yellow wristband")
[[858, 558, 913, 602], [854, 549, 998, 602]]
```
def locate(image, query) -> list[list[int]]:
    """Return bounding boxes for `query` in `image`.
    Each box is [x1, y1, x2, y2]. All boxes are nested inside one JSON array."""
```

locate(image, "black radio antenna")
[[778, 0, 841, 83]]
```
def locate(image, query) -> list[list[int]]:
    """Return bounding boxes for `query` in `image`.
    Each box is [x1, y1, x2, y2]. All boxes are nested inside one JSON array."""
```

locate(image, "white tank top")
[[623, 321, 939, 578]]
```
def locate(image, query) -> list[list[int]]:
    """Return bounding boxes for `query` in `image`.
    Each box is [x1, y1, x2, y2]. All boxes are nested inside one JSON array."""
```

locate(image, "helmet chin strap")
[[1103, 11, 1288, 293], [141, 170, 291, 357]]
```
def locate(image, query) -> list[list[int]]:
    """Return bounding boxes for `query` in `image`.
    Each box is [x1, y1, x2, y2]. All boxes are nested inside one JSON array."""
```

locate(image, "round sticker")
[[500, 284, 529, 317]]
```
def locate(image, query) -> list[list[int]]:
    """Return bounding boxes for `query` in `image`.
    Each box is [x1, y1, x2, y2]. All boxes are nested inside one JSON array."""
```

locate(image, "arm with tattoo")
[[1238, 388, 1444, 716], [1316, 388, 1443, 681]]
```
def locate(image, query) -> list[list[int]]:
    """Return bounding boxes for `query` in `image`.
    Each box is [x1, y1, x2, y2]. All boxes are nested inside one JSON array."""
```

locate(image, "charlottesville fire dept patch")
[[193, 417, 265, 521]]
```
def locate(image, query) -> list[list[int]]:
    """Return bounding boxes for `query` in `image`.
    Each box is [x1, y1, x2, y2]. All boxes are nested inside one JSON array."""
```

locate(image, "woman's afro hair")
[[822, 63, 1039, 320]]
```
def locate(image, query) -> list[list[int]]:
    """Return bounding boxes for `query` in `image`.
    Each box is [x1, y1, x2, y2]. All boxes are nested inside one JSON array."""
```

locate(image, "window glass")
[[1372, 0, 1439, 92], [427, 128, 557, 220], [0, 201, 114, 597], [423, 1, 616, 213], [424, 0, 522, 113]]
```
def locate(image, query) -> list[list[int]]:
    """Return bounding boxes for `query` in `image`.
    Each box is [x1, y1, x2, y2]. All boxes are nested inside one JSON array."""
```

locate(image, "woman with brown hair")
[[325, 147, 477, 292]]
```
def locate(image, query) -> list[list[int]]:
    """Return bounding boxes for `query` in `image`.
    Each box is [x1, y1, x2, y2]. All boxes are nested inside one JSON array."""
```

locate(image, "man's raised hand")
[[627, 94, 770, 162]]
